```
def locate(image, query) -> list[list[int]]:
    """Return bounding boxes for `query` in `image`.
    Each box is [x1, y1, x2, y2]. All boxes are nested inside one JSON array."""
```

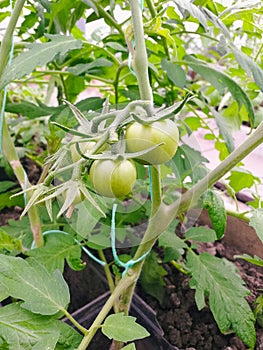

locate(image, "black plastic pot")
[[63, 261, 179, 350]]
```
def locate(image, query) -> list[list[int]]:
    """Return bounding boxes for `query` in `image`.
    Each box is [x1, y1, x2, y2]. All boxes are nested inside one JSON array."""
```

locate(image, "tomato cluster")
[[71, 119, 179, 199]]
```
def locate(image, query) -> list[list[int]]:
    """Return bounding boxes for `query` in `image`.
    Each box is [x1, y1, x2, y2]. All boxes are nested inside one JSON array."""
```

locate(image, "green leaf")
[[227, 168, 259, 193], [0, 35, 82, 89], [0, 229, 22, 254], [230, 43, 263, 92], [202, 189, 226, 239], [0, 181, 16, 193], [172, 144, 209, 183], [0, 255, 70, 315], [183, 55, 255, 126], [173, 0, 208, 30], [249, 208, 263, 244], [140, 251, 167, 304], [186, 251, 256, 348], [67, 57, 113, 75], [234, 254, 263, 267], [26, 233, 84, 272], [185, 226, 217, 242], [211, 108, 235, 153], [159, 220, 186, 262], [0, 303, 81, 350], [161, 59, 186, 89], [121, 343, 136, 350], [102, 313, 149, 342]]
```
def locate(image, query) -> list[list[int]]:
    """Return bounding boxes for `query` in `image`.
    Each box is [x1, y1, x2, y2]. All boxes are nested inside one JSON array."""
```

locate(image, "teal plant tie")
[[0, 0, 15, 154], [31, 229, 106, 266], [111, 203, 150, 277]]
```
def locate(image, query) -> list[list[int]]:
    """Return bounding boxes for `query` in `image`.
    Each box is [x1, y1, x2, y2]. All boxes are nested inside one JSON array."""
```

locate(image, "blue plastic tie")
[[111, 204, 150, 277], [0, 0, 15, 154], [31, 229, 106, 266]]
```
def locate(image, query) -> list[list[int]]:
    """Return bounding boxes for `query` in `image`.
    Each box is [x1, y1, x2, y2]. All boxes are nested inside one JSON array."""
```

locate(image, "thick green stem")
[[145, 0, 157, 18], [87, 0, 123, 35], [2, 119, 44, 247], [76, 273, 137, 350], [0, 0, 26, 75], [0, 0, 44, 247], [129, 0, 153, 103]]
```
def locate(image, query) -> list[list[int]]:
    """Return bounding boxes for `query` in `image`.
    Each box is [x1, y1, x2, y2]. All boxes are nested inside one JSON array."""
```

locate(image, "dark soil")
[[138, 240, 263, 350]]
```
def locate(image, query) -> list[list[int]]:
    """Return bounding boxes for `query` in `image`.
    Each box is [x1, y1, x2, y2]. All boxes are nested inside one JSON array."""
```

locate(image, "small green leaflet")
[[185, 226, 217, 242], [102, 313, 149, 342], [249, 208, 263, 245], [202, 189, 226, 239], [0, 35, 82, 90], [0, 255, 70, 315], [186, 251, 256, 348], [26, 233, 84, 272], [0, 303, 81, 350], [0, 228, 22, 254], [234, 254, 263, 267], [140, 251, 167, 304], [227, 168, 260, 193], [121, 344, 136, 350]]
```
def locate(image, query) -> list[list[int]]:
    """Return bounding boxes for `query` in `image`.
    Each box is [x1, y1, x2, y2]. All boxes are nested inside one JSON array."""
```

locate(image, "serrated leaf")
[[185, 226, 217, 242], [102, 313, 149, 342], [187, 251, 256, 348], [0, 35, 82, 89], [26, 233, 83, 272], [0, 303, 81, 350], [183, 55, 255, 126], [0, 255, 70, 315], [249, 208, 263, 244], [202, 189, 226, 239]]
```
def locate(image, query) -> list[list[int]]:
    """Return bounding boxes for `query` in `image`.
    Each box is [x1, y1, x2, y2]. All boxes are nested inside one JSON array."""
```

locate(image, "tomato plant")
[[125, 119, 179, 165], [90, 158, 137, 198], [0, 1, 263, 350]]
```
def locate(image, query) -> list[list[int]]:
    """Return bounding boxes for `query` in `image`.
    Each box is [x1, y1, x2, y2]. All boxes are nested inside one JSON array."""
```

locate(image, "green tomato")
[[70, 137, 108, 162], [62, 188, 84, 205], [89, 159, 137, 198], [125, 119, 179, 165]]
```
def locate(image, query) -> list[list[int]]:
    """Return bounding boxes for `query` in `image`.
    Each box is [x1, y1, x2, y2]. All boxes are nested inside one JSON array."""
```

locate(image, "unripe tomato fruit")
[[70, 138, 108, 162], [125, 119, 179, 165], [63, 188, 84, 205], [89, 159, 137, 198], [70, 141, 95, 162]]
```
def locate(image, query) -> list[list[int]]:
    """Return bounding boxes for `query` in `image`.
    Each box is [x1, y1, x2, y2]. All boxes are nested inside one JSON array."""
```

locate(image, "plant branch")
[[129, 0, 153, 103], [0, 0, 26, 76], [87, 0, 123, 35], [134, 121, 263, 260], [76, 273, 137, 350]]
